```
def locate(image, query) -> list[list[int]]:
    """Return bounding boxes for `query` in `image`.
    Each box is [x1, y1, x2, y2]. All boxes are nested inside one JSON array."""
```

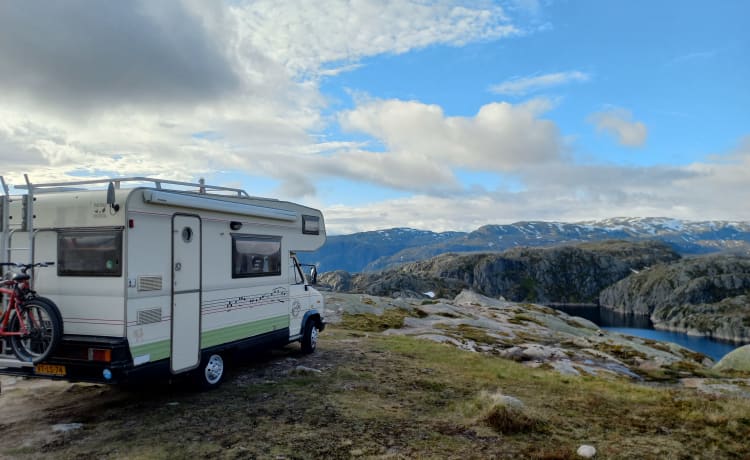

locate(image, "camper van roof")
[[3, 175, 250, 198]]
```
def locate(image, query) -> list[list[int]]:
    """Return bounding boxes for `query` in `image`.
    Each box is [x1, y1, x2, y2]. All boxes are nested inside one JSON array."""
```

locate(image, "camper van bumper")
[[0, 335, 135, 384]]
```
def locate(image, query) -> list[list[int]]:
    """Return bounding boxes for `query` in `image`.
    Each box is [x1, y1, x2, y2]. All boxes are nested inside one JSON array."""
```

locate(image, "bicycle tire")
[[27, 296, 65, 336], [9, 299, 63, 363]]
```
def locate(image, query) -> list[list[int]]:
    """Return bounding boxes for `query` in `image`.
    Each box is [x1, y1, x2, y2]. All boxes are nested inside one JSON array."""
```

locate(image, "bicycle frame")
[[0, 282, 31, 337]]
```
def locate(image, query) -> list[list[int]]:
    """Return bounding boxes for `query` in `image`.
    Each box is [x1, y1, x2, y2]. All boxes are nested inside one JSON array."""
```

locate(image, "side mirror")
[[309, 266, 318, 285], [107, 182, 120, 212]]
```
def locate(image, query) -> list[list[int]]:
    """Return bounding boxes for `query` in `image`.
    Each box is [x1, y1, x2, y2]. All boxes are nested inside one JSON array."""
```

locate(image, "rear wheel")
[[9, 299, 63, 363], [195, 352, 225, 390]]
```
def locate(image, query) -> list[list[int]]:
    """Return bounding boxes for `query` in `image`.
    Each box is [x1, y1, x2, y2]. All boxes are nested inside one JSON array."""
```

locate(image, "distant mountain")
[[320, 240, 681, 303], [299, 218, 750, 273], [298, 227, 464, 273]]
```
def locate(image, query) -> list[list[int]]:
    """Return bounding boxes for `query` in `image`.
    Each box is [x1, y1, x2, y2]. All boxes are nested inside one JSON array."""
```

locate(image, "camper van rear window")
[[232, 234, 282, 278], [57, 230, 123, 277]]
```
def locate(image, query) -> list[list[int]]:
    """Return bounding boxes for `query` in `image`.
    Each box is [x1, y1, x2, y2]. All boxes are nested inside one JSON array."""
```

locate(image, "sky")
[[0, 1, 748, 234]]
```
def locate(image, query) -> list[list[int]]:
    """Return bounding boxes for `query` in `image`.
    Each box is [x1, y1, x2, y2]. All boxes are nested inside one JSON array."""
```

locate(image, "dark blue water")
[[552, 305, 743, 361]]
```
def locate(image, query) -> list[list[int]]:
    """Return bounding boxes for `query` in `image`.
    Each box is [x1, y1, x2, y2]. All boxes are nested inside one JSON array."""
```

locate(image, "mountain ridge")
[[301, 217, 750, 273]]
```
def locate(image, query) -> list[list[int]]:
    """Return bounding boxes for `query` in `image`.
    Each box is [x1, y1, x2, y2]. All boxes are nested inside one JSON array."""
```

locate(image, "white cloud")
[[234, 0, 519, 76], [667, 50, 717, 66], [490, 71, 590, 96], [339, 98, 562, 176], [588, 108, 648, 148], [324, 136, 750, 233]]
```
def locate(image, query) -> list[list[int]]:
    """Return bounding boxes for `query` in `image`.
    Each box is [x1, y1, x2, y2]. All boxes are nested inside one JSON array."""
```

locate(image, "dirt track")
[[0, 345, 331, 459]]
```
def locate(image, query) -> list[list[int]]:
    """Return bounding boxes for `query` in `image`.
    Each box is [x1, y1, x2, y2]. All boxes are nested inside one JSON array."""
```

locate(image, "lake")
[[551, 304, 744, 361]]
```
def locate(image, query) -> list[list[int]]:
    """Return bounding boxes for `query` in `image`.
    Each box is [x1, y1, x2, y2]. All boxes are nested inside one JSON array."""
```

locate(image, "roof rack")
[[13, 175, 250, 198]]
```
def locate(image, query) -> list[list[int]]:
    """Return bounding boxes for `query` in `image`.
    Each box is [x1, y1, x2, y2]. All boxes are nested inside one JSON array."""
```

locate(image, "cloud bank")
[[0, 0, 516, 186], [326, 136, 750, 233]]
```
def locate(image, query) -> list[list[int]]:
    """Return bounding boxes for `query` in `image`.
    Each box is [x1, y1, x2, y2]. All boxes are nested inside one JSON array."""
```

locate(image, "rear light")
[[88, 348, 112, 362]]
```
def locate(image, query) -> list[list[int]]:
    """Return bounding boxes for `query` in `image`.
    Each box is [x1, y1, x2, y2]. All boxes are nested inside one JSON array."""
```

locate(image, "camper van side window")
[[57, 230, 123, 277], [232, 235, 282, 278]]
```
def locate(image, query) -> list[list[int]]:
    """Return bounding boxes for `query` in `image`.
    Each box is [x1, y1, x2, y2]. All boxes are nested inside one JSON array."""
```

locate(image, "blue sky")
[[0, 1, 748, 233]]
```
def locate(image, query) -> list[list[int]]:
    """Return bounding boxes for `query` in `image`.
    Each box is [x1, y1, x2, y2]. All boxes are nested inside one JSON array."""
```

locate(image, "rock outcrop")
[[714, 344, 750, 372], [324, 290, 713, 380], [599, 255, 750, 341]]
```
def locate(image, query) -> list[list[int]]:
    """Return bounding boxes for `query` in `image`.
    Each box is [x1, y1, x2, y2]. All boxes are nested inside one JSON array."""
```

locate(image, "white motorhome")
[[0, 176, 326, 388]]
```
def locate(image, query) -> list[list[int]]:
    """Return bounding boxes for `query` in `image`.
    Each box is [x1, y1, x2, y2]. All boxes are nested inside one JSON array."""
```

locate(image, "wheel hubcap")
[[204, 354, 224, 384], [310, 326, 318, 349]]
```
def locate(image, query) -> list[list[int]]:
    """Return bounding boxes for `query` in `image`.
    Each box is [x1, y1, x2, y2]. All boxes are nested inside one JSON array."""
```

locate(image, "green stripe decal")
[[130, 340, 170, 362], [201, 315, 289, 348], [129, 315, 289, 362]]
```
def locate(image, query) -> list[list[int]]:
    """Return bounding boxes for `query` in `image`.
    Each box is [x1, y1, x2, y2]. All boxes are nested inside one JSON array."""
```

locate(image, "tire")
[[195, 352, 225, 390], [301, 319, 319, 354], [25, 296, 65, 336], [9, 299, 63, 364]]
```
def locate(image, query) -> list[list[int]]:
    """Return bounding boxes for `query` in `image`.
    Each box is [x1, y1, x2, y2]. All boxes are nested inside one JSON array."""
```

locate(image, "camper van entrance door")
[[170, 214, 202, 373]]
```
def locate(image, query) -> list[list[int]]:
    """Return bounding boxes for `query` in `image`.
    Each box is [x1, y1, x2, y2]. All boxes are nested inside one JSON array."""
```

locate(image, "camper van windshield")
[[57, 230, 123, 277], [232, 234, 282, 278]]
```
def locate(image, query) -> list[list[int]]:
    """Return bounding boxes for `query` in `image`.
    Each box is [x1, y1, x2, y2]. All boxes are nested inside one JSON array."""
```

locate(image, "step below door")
[[171, 214, 201, 373]]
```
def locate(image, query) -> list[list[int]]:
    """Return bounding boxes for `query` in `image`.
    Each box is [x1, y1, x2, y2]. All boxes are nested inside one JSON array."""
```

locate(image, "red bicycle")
[[0, 262, 62, 363]]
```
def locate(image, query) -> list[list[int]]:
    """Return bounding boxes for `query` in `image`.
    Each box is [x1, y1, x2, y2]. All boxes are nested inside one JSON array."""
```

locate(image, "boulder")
[[713, 344, 750, 372]]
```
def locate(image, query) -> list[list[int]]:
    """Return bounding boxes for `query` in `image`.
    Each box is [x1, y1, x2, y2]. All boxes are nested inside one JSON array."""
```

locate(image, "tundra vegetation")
[[2, 291, 749, 459]]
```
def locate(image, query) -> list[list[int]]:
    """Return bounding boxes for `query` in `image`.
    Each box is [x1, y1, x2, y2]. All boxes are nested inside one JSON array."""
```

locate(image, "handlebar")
[[0, 262, 55, 273]]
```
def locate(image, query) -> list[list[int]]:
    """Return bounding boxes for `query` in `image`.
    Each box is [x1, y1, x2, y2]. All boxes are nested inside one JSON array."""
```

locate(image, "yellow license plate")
[[34, 364, 66, 377]]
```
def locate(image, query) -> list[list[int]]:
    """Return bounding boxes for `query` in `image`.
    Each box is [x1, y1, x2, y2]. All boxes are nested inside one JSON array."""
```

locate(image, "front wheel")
[[194, 352, 225, 390], [9, 299, 63, 363], [301, 319, 319, 354]]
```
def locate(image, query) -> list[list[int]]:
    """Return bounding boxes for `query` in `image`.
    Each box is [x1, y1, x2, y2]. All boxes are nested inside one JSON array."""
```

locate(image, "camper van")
[[0, 176, 326, 388]]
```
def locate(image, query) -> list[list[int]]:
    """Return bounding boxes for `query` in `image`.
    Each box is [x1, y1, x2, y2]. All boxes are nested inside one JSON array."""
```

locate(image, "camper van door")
[[288, 254, 310, 336], [171, 214, 202, 373]]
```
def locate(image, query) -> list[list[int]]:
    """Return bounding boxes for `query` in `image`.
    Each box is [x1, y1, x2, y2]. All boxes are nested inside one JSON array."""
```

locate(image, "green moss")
[[433, 324, 497, 345], [340, 308, 416, 331], [508, 313, 545, 326], [595, 343, 648, 363], [641, 338, 673, 353]]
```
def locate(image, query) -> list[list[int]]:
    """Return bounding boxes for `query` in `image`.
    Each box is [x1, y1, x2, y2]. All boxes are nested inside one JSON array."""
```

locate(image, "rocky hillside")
[[300, 218, 750, 273], [600, 255, 750, 342], [320, 240, 680, 304], [326, 290, 714, 379]]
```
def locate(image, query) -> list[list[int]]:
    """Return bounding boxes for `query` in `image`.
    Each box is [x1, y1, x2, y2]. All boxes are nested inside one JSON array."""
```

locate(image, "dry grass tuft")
[[472, 390, 548, 435]]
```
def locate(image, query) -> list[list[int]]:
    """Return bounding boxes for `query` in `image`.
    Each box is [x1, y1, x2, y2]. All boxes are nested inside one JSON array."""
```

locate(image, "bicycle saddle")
[[12, 273, 30, 282]]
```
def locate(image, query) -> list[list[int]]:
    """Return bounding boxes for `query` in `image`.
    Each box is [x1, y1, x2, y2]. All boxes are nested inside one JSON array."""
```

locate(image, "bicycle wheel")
[[9, 299, 63, 363], [30, 296, 66, 334]]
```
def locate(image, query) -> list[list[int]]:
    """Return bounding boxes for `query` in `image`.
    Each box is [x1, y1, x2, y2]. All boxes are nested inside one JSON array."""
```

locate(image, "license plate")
[[34, 364, 66, 377]]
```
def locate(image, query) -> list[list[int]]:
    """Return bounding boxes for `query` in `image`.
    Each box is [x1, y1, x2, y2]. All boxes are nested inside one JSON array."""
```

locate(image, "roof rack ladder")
[[23, 174, 36, 268], [0, 177, 8, 266]]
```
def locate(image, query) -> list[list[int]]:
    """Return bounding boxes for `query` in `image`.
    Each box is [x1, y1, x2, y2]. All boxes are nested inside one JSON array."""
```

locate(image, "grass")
[[6, 322, 750, 459], [338, 308, 416, 331], [436, 323, 499, 345]]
